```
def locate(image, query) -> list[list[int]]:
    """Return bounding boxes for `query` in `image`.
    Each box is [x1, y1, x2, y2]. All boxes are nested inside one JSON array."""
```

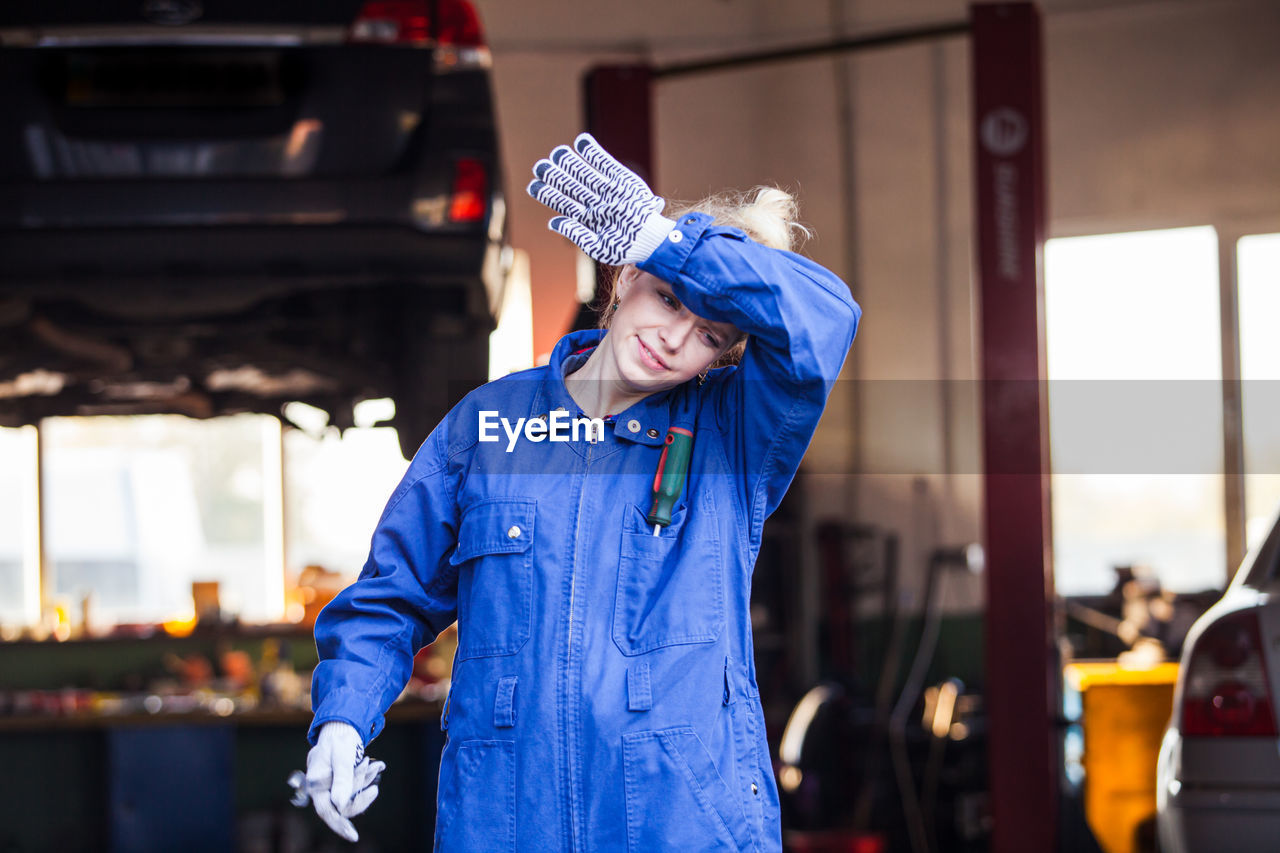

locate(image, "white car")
[[1157, 506, 1280, 852]]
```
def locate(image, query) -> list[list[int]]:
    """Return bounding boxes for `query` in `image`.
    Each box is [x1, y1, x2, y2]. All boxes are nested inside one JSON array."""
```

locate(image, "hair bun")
[[739, 187, 809, 252]]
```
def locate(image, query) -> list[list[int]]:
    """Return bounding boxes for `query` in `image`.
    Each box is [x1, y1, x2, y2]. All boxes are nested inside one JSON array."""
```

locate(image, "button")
[[751, 782, 759, 795], [627, 419, 641, 433], [646, 428, 659, 439], [507, 525, 522, 539], [668, 231, 683, 243]]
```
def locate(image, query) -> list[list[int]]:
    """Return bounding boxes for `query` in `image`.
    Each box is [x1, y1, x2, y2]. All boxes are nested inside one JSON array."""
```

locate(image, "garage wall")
[[476, 0, 1280, 614], [1047, 0, 1280, 234]]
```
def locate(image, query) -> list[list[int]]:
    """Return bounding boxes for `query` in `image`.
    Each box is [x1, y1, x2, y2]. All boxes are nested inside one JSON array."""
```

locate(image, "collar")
[[532, 329, 673, 446]]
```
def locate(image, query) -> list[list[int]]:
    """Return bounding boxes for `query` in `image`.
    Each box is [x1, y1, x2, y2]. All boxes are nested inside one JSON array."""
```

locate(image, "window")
[[0, 406, 413, 632], [1239, 233, 1280, 551], [1046, 226, 1225, 594], [0, 426, 39, 629], [283, 410, 409, 588], [41, 414, 283, 626]]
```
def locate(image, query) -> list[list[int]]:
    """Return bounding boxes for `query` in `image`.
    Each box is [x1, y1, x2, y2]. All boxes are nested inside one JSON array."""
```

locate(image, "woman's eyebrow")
[[709, 322, 737, 337]]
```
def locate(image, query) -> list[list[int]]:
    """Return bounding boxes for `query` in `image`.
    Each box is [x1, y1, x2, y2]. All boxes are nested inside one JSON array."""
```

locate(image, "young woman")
[[304, 134, 861, 851]]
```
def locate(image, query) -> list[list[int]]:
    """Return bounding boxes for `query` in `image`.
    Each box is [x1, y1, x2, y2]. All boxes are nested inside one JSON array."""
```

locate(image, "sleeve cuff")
[[637, 212, 714, 283], [308, 688, 386, 746], [628, 212, 677, 265]]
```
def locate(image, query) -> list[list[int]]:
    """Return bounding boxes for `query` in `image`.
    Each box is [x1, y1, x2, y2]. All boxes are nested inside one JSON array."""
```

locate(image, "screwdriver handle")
[[646, 427, 693, 530]]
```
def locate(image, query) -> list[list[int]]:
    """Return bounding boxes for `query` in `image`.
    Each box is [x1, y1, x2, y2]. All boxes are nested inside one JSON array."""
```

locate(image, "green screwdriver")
[[647, 427, 694, 535]]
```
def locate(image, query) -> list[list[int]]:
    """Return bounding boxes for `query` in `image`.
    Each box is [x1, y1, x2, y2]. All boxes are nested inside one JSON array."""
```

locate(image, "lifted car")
[[0, 0, 507, 458]]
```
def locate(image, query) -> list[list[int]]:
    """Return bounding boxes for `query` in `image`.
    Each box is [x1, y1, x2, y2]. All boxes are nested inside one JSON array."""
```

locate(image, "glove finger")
[[352, 758, 385, 792], [549, 215, 596, 249], [547, 143, 575, 167], [550, 217, 620, 265], [526, 179, 590, 221], [572, 132, 652, 196], [304, 748, 332, 791], [549, 146, 614, 200], [534, 157, 595, 193], [329, 749, 357, 814], [535, 160, 601, 206], [343, 784, 380, 819], [314, 799, 360, 840], [313, 790, 359, 843]]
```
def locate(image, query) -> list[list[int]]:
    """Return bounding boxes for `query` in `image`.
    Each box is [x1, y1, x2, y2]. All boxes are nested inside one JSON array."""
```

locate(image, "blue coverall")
[[310, 211, 861, 851]]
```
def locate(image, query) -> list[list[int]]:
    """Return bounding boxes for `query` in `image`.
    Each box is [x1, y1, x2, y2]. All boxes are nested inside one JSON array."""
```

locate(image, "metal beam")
[[654, 21, 969, 80], [971, 3, 1059, 851], [1218, 225, 1246, 578]]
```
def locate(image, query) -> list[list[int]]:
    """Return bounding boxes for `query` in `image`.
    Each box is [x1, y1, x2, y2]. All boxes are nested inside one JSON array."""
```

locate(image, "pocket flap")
[[450, 499, 535, 565]]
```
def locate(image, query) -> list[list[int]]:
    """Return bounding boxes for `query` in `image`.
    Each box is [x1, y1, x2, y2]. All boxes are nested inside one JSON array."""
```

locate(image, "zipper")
[[564, 440, 592, 852]]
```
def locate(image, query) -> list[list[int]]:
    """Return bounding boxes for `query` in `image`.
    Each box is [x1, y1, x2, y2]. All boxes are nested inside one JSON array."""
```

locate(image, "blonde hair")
[[668, 186, 810, 254], [599, 187, 810, 366]]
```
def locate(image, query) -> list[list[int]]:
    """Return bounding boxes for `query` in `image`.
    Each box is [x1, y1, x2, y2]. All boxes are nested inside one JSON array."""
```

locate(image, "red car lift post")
[[972, 4, 1058, 852]]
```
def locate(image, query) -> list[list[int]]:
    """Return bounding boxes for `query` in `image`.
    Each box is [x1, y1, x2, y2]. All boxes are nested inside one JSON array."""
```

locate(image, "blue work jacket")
[[311, 212, 861, 851]]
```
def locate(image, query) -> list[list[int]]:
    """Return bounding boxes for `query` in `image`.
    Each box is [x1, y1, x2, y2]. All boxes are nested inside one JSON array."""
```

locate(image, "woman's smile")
[[636, 337, 670, 372]]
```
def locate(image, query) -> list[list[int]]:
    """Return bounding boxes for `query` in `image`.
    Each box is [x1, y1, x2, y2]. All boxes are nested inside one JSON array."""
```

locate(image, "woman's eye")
[[659, 293, 677, 309], [703, 333, 721, 348]]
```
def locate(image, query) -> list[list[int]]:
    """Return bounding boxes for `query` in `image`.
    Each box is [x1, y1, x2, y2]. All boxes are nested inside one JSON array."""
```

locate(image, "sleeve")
[[307, 423, 462, 746], [637, 211, 861, 540]]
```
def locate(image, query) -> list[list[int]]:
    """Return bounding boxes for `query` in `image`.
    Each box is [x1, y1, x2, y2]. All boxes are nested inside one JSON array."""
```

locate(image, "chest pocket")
[[613, 497, 724, 656], [450, 498, 535, 659]]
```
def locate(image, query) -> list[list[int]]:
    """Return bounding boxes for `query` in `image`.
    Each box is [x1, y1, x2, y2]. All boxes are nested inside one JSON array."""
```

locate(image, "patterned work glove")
[[527, 132, 676, 266], [304, 721, 386, 842]]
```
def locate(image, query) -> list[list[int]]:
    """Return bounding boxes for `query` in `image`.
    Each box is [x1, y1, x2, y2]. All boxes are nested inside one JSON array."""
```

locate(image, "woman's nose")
[[658, 317, 694, 351]]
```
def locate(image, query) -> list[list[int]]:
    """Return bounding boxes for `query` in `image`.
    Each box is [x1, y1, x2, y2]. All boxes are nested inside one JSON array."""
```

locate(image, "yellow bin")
[[1065, 661, 1179, 853]]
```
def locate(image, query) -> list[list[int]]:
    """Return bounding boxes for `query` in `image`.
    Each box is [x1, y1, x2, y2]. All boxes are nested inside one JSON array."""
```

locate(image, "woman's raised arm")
[[638, 214, 860, 539]]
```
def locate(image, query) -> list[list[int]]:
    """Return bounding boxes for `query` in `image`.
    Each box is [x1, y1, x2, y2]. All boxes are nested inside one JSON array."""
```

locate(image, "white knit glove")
[[527, 132, 676, 266], [304, 721, 385, 842]]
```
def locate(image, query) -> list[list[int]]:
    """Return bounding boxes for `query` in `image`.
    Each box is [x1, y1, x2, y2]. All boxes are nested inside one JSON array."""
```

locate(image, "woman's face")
[[605, 267, 740, 393]]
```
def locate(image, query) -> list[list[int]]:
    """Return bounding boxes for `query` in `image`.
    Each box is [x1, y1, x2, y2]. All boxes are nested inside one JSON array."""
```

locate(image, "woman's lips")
[[637, 338, 669, 371]]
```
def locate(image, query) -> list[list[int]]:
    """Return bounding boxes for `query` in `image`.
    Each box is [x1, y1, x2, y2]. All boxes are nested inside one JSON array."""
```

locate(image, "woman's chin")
[[619, 365, 685, 393]]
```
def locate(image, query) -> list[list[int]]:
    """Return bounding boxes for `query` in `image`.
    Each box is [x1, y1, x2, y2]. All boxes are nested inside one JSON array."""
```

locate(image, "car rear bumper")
[[1160, 787, 1280, 853], [0, 222, 489, 278], [0, 222, 500, 314]]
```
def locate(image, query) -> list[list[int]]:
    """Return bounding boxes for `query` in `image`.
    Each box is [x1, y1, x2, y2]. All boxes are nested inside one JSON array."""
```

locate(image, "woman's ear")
[[615, 265, 639, 300]]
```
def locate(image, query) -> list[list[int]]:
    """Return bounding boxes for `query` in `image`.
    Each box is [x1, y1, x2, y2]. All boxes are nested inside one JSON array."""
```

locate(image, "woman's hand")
[[304, 721, 385, 842], [527, 132, 675, 266]]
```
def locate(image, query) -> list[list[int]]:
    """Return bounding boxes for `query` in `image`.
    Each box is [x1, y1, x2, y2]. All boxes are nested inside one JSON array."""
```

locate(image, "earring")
[[611, 301, 620, 310]]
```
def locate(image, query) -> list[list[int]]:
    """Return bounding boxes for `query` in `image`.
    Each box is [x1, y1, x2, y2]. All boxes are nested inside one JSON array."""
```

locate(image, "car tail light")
[[448, 158, 487, 223], [348, 0, 485, 47], [435, 0, 485, 46], [1181, 609, 1278, 737]]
